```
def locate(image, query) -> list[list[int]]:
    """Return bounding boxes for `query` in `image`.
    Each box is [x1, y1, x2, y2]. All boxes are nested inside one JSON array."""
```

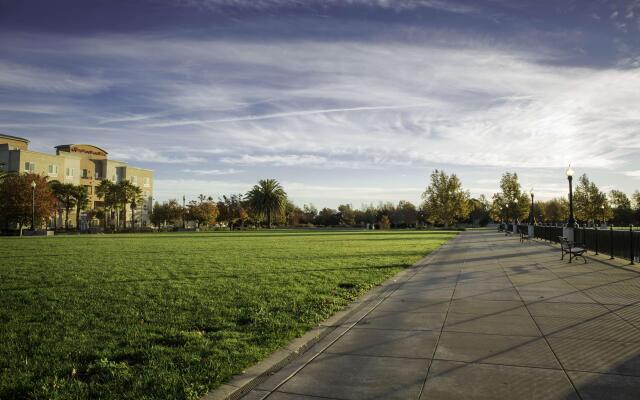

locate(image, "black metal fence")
[[532, 225, 640, 263], [533, 225, 564, 243]]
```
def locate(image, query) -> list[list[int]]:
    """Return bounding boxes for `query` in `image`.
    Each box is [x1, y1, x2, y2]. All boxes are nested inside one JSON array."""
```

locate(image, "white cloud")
[[181, 168, 243, 175], [154, 177, 424, 205], [0, 61, 111, 93], [173, 0, 477, 14], [624, 170, 640, 178], [221, 154, 327, 166], [84, 36, 637, 171], [110, 149, 206, 164], [283, 181, 423, 200], [0, 103, 77, 115], [154, 179, 250, 201]]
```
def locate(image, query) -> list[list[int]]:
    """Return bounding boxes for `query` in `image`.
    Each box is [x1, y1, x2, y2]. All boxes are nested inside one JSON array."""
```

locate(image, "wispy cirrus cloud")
[[154, 178, 425, 205], [181, 168, 243, 175], [109, 149, 206, 164], [172, 0, 478, 14], [0, 61, 111, 94], [221, 154, 328, 167]]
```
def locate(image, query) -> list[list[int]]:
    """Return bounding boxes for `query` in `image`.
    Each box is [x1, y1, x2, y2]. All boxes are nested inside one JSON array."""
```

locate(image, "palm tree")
[[72, 185, 90, 232], [129, 186, 143, 230], [245, 179, 287, 228], [51, 182, 76, 230], [49, 180, 62, 230], [96, 180, 115, 229], [114, 180, 139, 229]]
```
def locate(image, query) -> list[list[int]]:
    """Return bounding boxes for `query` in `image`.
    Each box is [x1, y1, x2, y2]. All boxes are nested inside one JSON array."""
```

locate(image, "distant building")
[[0, 133, 153, 228]]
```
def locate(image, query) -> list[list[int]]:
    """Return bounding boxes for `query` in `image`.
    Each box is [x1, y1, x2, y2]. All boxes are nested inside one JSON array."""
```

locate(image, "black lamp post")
[[529, 189, 535, 225], [514, 198, 519, 224], [31, 180, 37, 231], [566, 165, 575, 228], [601, 204, 605, 226], [182, 195, 186, 229]]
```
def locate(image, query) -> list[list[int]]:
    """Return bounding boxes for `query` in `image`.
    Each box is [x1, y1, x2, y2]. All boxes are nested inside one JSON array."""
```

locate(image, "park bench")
[[558, 236, 587, 263]]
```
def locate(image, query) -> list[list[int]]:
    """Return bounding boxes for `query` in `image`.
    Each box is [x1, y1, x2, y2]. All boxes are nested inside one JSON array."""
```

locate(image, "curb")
[[201, 238, 454, 400]]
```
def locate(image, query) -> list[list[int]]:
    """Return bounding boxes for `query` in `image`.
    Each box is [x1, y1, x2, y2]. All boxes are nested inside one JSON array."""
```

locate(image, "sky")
[[1, 0, 640, 208]]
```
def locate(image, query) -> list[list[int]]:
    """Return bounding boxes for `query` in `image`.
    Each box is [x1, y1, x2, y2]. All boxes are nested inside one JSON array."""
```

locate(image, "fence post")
[[595, 226, 599, 255], [610, 225, 614, 259], [630, 225, 635, 265]]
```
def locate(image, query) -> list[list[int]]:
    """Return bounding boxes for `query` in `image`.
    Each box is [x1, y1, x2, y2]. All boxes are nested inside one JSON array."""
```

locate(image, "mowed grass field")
[[0, 230, 457, 400]]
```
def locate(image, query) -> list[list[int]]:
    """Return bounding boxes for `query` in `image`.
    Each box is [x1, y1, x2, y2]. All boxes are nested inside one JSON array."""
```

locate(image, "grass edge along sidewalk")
[[202, 233, 455, 400]]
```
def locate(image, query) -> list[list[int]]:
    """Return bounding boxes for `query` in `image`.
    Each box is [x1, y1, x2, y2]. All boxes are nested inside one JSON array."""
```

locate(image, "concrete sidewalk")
[[239, 230, 640, 400]]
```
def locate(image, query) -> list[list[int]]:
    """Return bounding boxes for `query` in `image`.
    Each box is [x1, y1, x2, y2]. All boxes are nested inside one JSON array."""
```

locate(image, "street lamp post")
[[182, 195, 186, 229], [566, 165, 575, 228], [512, 198, 519, 234], [30, 180, 37, 231], [601, 204, 605, 227], [530, 188, 535, 225]]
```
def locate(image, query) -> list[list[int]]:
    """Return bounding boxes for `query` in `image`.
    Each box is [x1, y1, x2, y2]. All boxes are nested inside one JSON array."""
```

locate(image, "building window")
[[66, 168, 74, 178], [48, 165, 58, 176], [143, 177, 150, 187], [24, 162, 36, 172], [130, 176, 137, 185], [82, 169, 89, 179]]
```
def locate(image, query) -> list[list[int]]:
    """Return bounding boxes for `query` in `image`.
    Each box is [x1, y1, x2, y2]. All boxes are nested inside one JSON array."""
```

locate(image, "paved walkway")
[[240, 230, 640, 400]]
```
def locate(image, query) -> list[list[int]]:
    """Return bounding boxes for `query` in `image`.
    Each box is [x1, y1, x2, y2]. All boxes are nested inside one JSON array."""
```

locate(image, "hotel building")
[[0, 133, 153, 228]]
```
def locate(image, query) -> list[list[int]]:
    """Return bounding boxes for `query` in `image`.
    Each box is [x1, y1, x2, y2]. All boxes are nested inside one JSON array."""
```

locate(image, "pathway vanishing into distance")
[[239, 230, 640, 400]]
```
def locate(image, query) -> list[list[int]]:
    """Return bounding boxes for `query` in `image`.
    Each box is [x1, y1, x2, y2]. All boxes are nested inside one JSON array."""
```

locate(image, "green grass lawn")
[[0, 230, 456, 400]]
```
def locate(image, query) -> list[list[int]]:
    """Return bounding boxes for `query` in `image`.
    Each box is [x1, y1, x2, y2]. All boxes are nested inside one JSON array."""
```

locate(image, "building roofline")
[[55, 144, 109, 155], [0, 133, 30, 144], [21, 148, 82, 159]]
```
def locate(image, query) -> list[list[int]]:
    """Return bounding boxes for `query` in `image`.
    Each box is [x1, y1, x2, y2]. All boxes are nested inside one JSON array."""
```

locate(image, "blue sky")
[[2, 0, 640, 207]]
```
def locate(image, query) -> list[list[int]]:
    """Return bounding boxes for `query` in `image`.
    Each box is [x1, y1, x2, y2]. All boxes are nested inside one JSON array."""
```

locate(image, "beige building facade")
[[0, 134, 154, 228]]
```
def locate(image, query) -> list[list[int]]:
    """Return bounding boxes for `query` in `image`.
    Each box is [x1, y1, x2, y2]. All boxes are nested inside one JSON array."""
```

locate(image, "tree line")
[[491, 172, 640, 226], [150, 171, 486, 229], [0, 173, 144, 233], [3, 168, 640, 234]]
